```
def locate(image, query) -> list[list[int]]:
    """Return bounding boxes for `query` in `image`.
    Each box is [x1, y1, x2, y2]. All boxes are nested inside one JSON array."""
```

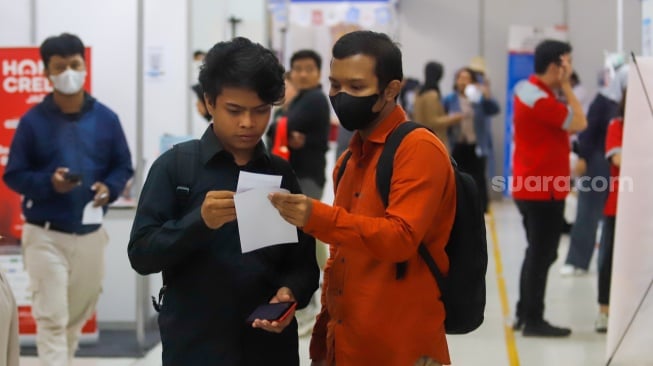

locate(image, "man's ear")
[[383, 80, 402, 102]]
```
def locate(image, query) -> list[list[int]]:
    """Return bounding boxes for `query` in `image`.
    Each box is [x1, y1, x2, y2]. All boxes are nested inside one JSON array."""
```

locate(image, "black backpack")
[[336, 121, 488, 334]]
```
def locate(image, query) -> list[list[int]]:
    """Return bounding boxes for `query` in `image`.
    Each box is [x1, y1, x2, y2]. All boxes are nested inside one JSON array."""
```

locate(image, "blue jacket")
[[442, 92, 500, 156], [3, 93, 133, 233]]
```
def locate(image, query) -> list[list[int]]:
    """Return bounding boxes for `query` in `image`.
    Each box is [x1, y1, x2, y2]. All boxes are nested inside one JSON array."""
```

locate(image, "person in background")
[[560, 65, 629, 276], [266, 72, 298, 156], [191, 83, 212, 122], [595, 89, 627, 333], [443, 67, 500, 213], [469, 56, 499, 182], [511, 39, 587, 337], [270, 30, 456, 366], [128, 37, 319, 365], [192, 49, 206, 80], [3, 33, 134, 365], [0, 260, 19, 366], [413, 61, 463, 148], [398, 77, 420, 119], [287, 50, 331, 201]]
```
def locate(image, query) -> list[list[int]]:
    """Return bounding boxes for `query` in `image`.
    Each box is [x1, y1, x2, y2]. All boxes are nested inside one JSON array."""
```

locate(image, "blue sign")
[[346, 7, 361, 23], [503, 52, 534, 196]]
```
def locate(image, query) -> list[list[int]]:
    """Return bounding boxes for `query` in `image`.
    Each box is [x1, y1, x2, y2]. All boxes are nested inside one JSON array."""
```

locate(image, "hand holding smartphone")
[[246, 301, 297, 324], [64, 172, 82, 184]]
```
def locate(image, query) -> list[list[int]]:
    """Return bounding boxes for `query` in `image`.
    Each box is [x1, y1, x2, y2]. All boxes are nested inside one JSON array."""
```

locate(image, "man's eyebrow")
[[328, 77, 365, 83], [225, 102, 269, 109]]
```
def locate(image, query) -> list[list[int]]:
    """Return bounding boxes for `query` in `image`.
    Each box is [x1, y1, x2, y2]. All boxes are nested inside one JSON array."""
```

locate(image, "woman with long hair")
[[412, 61, 463, 147]]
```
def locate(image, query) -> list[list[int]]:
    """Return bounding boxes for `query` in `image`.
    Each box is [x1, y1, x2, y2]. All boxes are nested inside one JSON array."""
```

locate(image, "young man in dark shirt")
[[128, 38, 319, 365], [287, 49, 332, 200]]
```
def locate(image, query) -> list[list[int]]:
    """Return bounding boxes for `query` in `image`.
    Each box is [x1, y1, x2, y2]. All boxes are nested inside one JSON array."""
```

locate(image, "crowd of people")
[[0, 28, 632, 366]]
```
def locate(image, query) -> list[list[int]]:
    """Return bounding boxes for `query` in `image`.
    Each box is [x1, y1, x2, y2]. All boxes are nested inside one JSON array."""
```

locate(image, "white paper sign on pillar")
[[606, 56, 653, 365]]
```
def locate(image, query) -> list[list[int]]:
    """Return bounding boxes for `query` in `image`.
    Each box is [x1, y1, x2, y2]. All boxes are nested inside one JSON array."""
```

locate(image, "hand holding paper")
[[267, 192, 313, 228], [201, 191, 237, 229], [233, 171, 298, 253]]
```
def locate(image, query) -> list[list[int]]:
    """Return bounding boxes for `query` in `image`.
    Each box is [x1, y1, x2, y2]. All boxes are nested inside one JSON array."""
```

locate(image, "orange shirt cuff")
[[304, 199, 333, 236]]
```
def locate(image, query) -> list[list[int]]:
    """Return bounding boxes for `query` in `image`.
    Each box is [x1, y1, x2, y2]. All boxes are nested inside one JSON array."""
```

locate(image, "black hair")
[[39, 33, 85, 68], [332, 30, 403, 91], [419, 61, 443, 95], [570, 71, 580, 85], [290, 49, 322, 71], [453, 67, 478, 91], [198, 37, 285, 106], [191, 84, 204, 101], [534, 39, 572, 74]]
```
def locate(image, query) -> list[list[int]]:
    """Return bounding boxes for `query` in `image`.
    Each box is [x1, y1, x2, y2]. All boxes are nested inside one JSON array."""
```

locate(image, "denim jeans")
[[564, 150, 610, 270]]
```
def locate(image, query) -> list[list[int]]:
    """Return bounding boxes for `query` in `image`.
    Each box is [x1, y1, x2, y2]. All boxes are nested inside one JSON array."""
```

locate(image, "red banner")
[[0, 47, 91, 245], [0, 47, 96, 342]]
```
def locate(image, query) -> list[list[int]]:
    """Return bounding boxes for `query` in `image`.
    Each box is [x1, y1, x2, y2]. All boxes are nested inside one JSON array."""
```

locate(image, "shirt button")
[[338, 289, 343, 295], [338, 320, 343, 324], [354, 192, 360, 198], [341, 258, 345, 263]]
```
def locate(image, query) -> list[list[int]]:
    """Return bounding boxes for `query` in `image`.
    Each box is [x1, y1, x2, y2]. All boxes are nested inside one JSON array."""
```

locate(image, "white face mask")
[[464, 84, 483, 104], [49, 69, 87, 95]]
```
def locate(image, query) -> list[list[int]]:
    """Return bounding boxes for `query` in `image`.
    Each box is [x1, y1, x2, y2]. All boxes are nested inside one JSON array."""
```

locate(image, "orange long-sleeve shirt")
[[304, 106, 456, 366]]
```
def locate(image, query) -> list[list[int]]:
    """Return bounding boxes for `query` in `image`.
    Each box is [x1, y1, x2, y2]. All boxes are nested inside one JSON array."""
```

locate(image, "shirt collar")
[[199, 124, 270, 166], [348, 105, 408, 157], [529, 75, 556, 98], [42, 92, 95, 115]]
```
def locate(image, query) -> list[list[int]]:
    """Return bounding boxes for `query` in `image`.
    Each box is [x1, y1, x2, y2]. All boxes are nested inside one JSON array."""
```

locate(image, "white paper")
[[234, 187, 298, 253], [81, 201, 103, 225], [237, 171, 282, 193]]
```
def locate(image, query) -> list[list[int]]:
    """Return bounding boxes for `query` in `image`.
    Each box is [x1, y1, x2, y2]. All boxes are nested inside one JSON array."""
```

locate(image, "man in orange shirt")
[[269, 31, 456, 366]]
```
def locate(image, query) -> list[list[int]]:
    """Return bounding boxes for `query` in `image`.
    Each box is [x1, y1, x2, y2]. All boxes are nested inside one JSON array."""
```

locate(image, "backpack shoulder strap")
[[335, 150, 352, 190], [172, 139, 201, 208], [154, 139, 200, 310], [375, 121, 426, 279]]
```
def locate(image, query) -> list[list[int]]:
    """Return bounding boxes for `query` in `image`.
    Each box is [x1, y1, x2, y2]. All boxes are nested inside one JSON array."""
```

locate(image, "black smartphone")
[[246, 301, 297, 324], [64, 172, 82, 183]]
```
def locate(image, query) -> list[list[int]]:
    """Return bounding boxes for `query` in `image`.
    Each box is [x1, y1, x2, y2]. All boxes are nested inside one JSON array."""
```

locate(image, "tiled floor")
[[20, 199, 619, 366]]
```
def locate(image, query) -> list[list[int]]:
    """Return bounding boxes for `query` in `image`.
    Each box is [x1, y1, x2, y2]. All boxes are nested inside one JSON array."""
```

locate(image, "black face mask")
[[329, 92, 381, 131]]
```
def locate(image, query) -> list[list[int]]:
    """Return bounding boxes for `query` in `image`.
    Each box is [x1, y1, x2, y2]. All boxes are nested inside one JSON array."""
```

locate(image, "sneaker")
[[559, 264, 588, 277], [595, 313, 608, 333], [523, 320, 572, 337]]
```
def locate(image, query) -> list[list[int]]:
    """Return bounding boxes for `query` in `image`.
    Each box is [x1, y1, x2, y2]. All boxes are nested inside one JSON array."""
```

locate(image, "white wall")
[[192, 0, 267, 51], [0, 0, 31, 45], [142, 0, 189, 170], [398, 0, 642, 182]]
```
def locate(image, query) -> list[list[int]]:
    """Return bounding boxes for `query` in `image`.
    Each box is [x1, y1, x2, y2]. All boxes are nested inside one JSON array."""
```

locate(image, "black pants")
[[598, 216, 616, 305], [515, 199, 565, 323], [452, 142, 489, 213]]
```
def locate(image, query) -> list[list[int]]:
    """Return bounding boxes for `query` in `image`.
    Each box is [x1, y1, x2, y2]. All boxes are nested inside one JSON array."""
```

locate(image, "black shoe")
[[523, 320, 571, 337], [512, 318, 524, 331]]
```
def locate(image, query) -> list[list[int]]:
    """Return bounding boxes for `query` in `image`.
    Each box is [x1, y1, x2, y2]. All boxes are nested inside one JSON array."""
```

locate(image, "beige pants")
[[22, 224, 108, 366], [0, 267, 19, 366]]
